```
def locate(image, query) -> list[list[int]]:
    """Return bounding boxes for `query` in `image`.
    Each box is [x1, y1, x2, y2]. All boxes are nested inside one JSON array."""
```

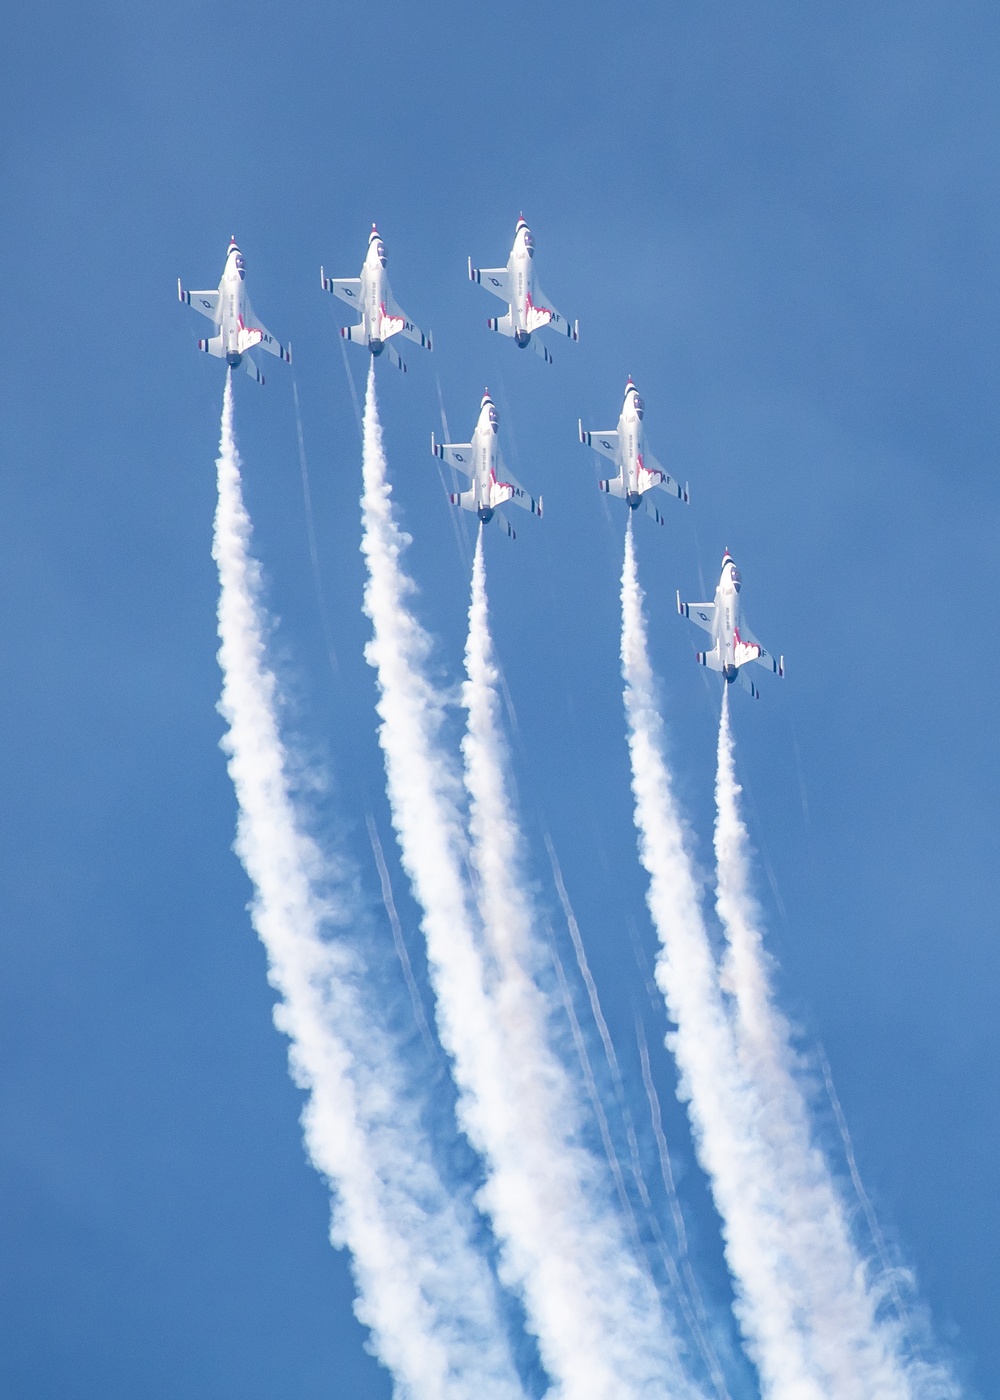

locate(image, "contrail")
[[545, 835, 729, 1399], [714, 688, 956, 1399], [360, 365, 703, 1400], [365, 810, 439, 1060], [620, 517, 823, 1400], [212, 373, 524, 1400], [292, 378, 339, 678]]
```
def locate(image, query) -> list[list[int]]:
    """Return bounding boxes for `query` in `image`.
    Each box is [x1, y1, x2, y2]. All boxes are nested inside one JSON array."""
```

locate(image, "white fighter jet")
[[468, 216, 578, 363], [178, 238, 291, 386], [431, 390, 542, 540], [321, 225, 431, 373], [578, 379, 689, 525], [678, 552, 784, 699]]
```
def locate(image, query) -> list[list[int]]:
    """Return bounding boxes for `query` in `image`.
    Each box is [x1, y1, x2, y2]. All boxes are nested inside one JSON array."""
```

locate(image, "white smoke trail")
[[620, 519, 824, 1400], [213, 373, 524, 1400], [360, 366, 702, 1400], [714, 689, 956, 1399], [622, 518, 958, 1400], [463, 529, 698, 1397]]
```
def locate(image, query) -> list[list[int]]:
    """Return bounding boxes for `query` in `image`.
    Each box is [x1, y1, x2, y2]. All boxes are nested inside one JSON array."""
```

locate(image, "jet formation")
[[178, 217, 783, 695]]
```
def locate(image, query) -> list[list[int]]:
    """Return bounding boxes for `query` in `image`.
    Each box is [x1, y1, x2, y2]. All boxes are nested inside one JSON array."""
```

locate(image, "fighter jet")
[[178, 238, 290, 386], [321, 225, 431, 373], [578, 379, 689, 525], [678, 552, 784, 699], [468, 216, 578, 363], [431, 390, 542, 540]]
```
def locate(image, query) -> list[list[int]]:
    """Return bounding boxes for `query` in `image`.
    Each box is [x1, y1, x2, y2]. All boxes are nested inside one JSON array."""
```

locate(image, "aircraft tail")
[[341, 322, 369, 346], [450, 488, 478, 513], [198, 334, 225, 359]]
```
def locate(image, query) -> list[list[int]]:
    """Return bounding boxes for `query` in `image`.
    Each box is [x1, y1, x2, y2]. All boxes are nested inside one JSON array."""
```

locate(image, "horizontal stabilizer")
[[198, 335, 225, 359], [737, 669, 761, 699], [530, 334, 553, 364], [243, 355, 264, 387], [384, 342, 407, 373], [487, 313, 514, 337], [449, 488, 478, 513], [599, 476, 627, 499], [341, 322, 369, 346], [696, 647, 724, 673]]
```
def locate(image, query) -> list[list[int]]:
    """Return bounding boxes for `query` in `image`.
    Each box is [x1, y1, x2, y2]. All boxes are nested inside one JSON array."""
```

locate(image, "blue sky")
[[1, 1, 998, 1395]]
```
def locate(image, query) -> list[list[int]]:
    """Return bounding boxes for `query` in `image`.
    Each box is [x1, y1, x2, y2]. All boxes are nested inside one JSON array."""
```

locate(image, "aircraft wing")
[[179, 283, 221, 323], [388, 292, 432, 350], [645, 452, 690, 503], [492, 460, 542, 516], [431, 434, 474, 476], [677, 597, 716, 633], [469, 260, 512, 301], [579, 424, 620, 462], [247, 306, 291, 363], [739, 620, 784, 676], [532, 285, 578, 340], [321, 271, 363, 308]]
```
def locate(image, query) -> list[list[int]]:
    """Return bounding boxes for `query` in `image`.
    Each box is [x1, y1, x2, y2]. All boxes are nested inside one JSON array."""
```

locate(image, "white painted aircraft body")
[[678, 552, 784, 699], [579, 379, 689, 525], [431, 390, 542, 540], [469, 216, 578, 363], [178, 239, 290, 386], [321, 226, 431, 373]]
